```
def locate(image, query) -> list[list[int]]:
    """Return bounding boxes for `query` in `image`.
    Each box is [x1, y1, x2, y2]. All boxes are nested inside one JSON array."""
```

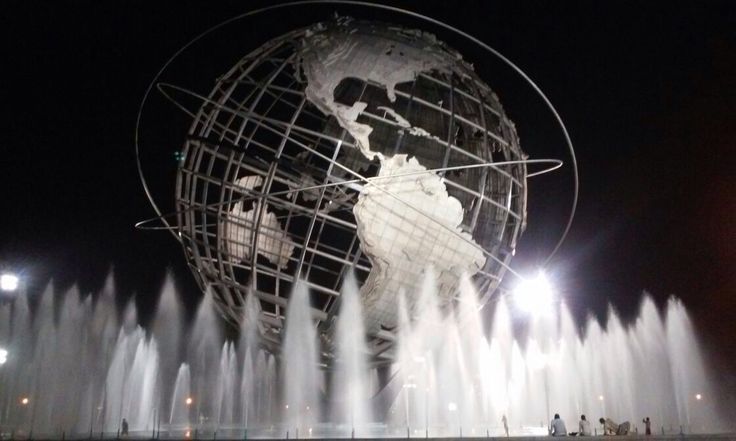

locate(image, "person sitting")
[[550, 413, 567, 436], [599, 417, 631, 435], [599, 417, 616, 435], [579, 414, 591, 436]]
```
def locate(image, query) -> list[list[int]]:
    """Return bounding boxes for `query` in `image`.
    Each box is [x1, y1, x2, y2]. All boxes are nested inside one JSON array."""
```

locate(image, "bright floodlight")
[[695, 394, 702, 400], [513, 271, 554, 316], [448, 402, 458, 412], [0, 274, 19, 292], [0, 348, 7, 364]]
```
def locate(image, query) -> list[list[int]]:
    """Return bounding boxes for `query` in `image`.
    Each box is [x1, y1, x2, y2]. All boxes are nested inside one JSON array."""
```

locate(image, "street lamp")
[[513, 271, 555, 316], [598, 395, 606, 419], [0, 273, 19, 292], [21, 397, 29, 405], [692, 393, 704, 432], [403, 380, 417, 434], [448, 402, 460, 436], [0, 348, 7, 365], [186, 397, 193, 406]]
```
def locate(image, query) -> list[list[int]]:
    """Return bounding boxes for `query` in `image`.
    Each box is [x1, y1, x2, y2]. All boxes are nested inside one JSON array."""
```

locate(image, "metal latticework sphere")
[[173, 18, 528, 358]]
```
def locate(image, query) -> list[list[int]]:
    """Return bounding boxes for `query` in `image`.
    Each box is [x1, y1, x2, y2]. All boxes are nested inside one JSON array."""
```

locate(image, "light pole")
[[19, 396, 31, 438], [424, 387, 430, 438], [448, 402, 459, 437], [544, 370, 550, 431], [3, 275, 23, 435], [184, 397, 194, 438], [0, 273, 19, 361], [0, 349, 8, 429], [513, 271, 557, 430], [0, 347, 8, 427], [403, 379, 417, 436], [693, 393, 702, 432]]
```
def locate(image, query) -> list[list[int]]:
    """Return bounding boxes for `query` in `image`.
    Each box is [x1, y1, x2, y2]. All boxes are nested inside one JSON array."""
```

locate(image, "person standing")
[[502, 414, 509, 437], [579, 415, 591, 436], [121, 418, 129, 437], [642, 417, 652, 435], [550, 413, 567, 436]]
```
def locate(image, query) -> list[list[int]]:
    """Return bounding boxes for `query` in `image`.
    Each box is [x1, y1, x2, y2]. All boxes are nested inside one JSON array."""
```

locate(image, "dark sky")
[[1, 0, 734, 389]]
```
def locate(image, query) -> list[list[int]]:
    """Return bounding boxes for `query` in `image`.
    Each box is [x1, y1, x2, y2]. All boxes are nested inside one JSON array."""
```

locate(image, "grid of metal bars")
[[173, 22, 527, 361]]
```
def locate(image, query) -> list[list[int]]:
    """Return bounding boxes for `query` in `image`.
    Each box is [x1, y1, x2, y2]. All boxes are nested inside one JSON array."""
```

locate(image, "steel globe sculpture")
[[142, 15, 570, 359]]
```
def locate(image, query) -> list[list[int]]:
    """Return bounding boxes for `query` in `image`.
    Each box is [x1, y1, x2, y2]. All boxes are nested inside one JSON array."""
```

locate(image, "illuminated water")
[[0, 270, 721, 438]]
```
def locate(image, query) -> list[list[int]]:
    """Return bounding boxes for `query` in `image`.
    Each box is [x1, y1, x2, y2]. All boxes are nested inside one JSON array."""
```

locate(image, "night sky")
[[1, 0, 734, 397]]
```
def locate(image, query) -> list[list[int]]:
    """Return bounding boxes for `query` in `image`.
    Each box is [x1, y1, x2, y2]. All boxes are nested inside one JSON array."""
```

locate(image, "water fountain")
[[281, 281, 322, 437], [0, 269, 723, 438], [329, 273, 374, 436]]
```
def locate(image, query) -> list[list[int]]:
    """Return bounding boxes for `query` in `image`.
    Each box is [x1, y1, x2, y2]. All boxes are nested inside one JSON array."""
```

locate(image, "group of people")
[[547, 414, 653, 436]]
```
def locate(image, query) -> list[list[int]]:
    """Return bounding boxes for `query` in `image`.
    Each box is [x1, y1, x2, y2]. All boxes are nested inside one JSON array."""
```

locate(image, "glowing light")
[[0, 348, 7, 365], [598, 395, 604, 401], [284, 404, 289, 409], [513, 271, 554, 316], [185, 397, 193, 405], [21, 397, 29, 405], [0, 274, 19, 292], [695, 394, 702, 400], [448, 402, 457, 412], [185, 430, 191, 438]]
